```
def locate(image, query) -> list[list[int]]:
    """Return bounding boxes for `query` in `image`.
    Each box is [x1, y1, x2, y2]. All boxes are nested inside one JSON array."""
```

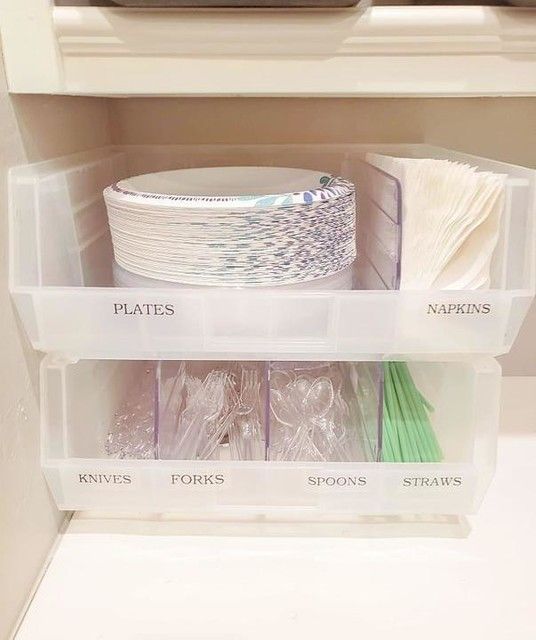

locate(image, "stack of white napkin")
[[366, 153, 505, 290]]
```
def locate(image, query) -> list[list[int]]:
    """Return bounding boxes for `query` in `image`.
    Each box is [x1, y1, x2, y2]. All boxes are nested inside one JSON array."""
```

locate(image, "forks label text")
[[170, 473, 225, 486]]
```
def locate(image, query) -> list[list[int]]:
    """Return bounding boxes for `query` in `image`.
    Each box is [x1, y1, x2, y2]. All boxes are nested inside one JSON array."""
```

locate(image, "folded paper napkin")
[[366, 153, 505, 290]]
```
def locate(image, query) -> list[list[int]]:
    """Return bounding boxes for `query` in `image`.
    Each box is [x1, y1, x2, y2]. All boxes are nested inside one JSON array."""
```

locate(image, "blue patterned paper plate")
[[105, 166, 353, 210]]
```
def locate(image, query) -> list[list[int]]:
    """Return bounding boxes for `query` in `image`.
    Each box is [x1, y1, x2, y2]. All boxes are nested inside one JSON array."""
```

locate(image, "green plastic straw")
[[390, 363, 434, 461], [381, 362, 443, 463], [398, 363, 442, 461], [381, 412, 396, 462], [384, 365, 418, 461]]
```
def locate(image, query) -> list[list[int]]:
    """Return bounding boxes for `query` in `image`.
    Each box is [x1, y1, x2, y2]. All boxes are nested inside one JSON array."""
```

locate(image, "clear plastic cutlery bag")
[[268, 362, 380, 462], [157, 361, 267, 461], [106, 363, 158, 460]]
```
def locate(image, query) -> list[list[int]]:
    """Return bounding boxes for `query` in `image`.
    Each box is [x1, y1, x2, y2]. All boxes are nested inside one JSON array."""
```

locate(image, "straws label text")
[[402, 476, 463, 488]]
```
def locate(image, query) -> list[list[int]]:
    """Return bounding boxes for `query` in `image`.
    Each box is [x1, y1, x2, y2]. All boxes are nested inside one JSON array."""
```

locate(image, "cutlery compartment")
[[157, 361, 268, 462], [41, 356, 500, 515], [10, 143, 535, 358]]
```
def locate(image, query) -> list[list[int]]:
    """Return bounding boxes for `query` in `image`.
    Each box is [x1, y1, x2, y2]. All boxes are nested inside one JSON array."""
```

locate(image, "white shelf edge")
[[1, 5, 536, 95], [53, 6, 536, 56]]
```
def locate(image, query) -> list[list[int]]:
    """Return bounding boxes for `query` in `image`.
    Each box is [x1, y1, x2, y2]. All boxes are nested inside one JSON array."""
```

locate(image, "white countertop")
[[15, 377, 536, 640]]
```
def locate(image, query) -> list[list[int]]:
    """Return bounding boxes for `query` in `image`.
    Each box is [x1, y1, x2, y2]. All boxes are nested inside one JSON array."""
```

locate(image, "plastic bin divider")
[[357, 160, 402, 291], [264, 360, 272, 461], [155, 360, 161, 460], [377, 362, 385, 463], [347, 361, 383, 462]]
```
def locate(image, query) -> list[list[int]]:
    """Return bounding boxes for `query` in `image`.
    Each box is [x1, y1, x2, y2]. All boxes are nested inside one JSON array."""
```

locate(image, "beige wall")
[[0, 56, 112, 637], [110, 97, 536, 163], [110, 96, 536, 374]]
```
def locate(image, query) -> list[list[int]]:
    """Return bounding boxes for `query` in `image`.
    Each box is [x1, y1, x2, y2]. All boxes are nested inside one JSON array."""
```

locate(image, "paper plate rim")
[[104, 167, 354, 210]]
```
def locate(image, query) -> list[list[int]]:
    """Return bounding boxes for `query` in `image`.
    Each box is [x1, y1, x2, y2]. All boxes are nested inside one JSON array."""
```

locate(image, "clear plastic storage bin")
[[10, 143, 535, 359], [41, 356, 500, 515]]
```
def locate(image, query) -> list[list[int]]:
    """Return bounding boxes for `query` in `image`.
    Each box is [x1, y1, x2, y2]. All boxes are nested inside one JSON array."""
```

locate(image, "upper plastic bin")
[[9, 143, 536, 359]]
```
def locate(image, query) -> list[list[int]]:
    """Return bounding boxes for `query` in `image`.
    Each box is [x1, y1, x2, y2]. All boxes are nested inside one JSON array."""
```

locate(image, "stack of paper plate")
[[104, 166, 356, 287]]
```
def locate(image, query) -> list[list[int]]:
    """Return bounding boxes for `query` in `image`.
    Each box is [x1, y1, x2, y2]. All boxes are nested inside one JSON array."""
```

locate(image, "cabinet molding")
[[2, 4, 536, 95]]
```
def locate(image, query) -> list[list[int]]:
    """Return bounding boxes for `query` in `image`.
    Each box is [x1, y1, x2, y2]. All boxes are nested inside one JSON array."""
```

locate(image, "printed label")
[[426, 303, 491, 316], [307, 475, 367, 489], [113, 302, 175, 316], [77, 473, 133, 485], [170, 473, 225, 487], [402, 476, 463, 488]]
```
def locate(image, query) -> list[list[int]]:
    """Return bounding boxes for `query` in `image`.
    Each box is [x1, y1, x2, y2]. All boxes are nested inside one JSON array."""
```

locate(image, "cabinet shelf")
[[1, 6, 536, 95]]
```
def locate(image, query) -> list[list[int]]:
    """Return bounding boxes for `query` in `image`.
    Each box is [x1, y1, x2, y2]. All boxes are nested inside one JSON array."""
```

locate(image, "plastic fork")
[[174, 371, 227, 459], [229, 368, 265, 461]]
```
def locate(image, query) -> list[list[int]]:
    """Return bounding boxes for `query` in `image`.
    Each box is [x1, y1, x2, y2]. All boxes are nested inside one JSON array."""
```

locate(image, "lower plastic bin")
[[41, 356, 500, 516]]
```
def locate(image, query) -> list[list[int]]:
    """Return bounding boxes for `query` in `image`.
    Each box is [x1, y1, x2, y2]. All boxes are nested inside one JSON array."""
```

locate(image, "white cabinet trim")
[[2, 4, 536, 95]]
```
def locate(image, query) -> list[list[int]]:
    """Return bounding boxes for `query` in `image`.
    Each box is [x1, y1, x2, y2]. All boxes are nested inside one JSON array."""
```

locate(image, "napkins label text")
[[427, 303, 491, 315]]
